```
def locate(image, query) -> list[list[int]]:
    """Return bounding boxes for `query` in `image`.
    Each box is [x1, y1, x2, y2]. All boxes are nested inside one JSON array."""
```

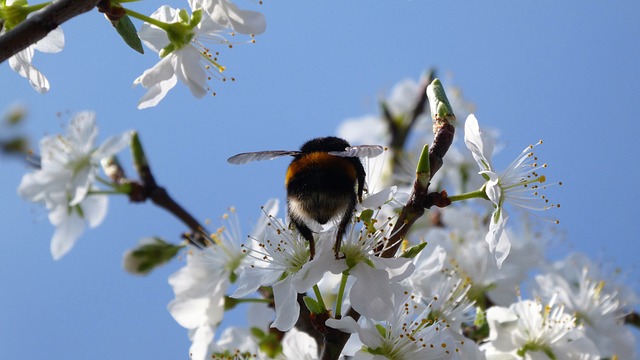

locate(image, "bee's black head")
[[300, 136, 351, 154]]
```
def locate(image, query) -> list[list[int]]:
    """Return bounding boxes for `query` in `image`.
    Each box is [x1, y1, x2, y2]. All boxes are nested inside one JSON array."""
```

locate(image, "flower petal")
[[34, 27, 65, 53], [325, 316, 359, 333], [136, 75, 178, 110], [94, 131, 132, 160], [82, 194, 108, 228], [349, 263, 394, 321], [188, 325, 215, 360], [9, 47, 50, 93], [464, 114, 494, 172], [68, 111, 98, 152], [168, 297, 208, 329], [174, 48, 207, 98], [211, 3, 266, 35], [486, 209, 511, 269], [49, 205, 85, 260], [271, 277, 299, 331]]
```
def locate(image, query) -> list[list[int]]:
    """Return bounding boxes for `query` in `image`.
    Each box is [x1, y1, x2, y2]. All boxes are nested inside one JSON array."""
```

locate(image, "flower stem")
[[312, 285, 327, 312], [123, 7, 171, 31], [334, 273, 348, 319], [447, 187, 489, 202]]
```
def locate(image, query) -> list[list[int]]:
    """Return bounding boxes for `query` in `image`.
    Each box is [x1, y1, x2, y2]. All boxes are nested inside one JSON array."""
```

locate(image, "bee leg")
[[291, 218, 316, 260], [335, 196, 357, 259]]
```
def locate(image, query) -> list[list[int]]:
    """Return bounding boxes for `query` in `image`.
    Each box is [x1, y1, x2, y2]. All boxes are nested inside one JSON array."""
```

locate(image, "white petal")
[[372, 256, 414, 282], [464, 114, 494, 172], [292, 252, 343, 293], [138, 22, 171, 53], [136, 76, 178, 109], [136, 55, 176, 88], [232, 266, 282, 298], [68, 166, 92, 206], [412, 244, 446, 279], [174, 48, 207, 98], [168, 297, 210, 329], [17, 170, 64, 203], [482, 171, 501, 205], [361, 186, 395, 209], [282, 327, 319, 360], [94, 131, 132, 159], [49, 207, 85, 260], [211, 2, 266, 35], [216, 327, 259, 353], [82, 195, 108, 228], [9, 47, 50, 93], [68, 111, 98, 151], [486, 210, 510, 269], [188, 325, 215, 360], [349, 263, 394, 321], [357, 318, 384, 349], [270, 277, 299, 331], [325, 316, 358, 333], [35, 27, 64, 53]]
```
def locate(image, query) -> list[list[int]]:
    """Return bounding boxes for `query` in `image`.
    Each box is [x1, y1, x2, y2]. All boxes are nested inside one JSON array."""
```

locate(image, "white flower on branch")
[[1, 0, 65, 93], [354, 289, 462, 360], [482, 299, 600, 360], [232, 213, 346, 331], [17, 111, 131, 259], [463, 114, 558, 268], [167, 200, 277, 360], [534, 254, 638, 359], [134, 5, 231, 109]]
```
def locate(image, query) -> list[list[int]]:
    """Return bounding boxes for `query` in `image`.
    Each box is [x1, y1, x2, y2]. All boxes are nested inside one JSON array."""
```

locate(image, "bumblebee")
[[227, 136, 384, 259]]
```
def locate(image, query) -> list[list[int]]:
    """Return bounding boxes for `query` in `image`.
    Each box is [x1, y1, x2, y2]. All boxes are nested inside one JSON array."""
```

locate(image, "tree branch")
[[0, 0, 101, 63]]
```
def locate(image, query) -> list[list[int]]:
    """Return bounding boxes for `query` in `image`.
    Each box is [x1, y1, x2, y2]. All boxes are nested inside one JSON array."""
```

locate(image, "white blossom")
[[355, 290, 461, 360], [534, 254, 637, 359], [17, 111, 130, 259], [464, 114, 557, 268], [482, 299, 599, 360], [233, 215, 346, 331], [167, 200, 277, 360], [1, 0, 65, 93], [134, 5, 230, 109]]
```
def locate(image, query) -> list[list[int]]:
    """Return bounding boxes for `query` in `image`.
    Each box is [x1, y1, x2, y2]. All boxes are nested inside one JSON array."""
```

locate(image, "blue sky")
[[1, 1, 639, 358]]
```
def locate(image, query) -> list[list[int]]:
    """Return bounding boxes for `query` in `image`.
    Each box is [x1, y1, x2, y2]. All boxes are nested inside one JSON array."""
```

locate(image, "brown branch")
[[380, 121, 455, 258], [130, 160, 209, 247], [0, 0, 101, 63]]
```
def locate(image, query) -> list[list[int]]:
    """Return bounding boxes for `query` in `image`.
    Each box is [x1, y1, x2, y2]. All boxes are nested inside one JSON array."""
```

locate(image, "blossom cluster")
[[0, 0, 265, 108], [15, 77, 638, 359]]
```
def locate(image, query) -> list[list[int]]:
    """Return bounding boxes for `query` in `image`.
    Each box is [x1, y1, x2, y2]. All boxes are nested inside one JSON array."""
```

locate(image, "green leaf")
[[400, 242, 428, 259], [303, 296, 324, 314], [115, 14, 144, 54]]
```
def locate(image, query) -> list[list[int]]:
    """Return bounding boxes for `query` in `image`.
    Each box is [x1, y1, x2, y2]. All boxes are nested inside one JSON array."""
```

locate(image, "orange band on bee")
[[285, 152, 357, 186]]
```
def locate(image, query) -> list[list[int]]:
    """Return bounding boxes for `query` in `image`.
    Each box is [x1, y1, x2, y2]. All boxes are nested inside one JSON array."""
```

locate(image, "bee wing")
[[227, 150, 301, 164], [329, 145, 384, 158]]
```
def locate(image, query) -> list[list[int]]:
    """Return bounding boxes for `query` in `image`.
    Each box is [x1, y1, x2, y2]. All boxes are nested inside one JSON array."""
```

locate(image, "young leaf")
[[115, 14, 144, 54]]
